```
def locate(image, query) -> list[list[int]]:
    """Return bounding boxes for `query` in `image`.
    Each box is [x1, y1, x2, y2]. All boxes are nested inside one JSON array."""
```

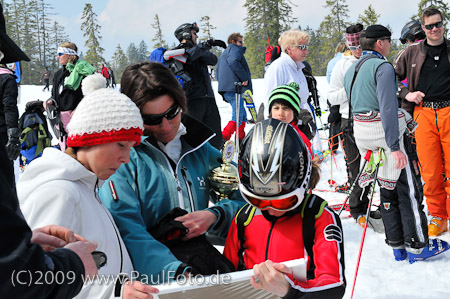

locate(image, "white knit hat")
[[67, 73, 143, 147]]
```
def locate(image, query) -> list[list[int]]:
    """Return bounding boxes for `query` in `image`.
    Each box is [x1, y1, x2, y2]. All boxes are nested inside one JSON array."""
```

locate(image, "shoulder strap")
[[347, 55, 377, 119], [301, 194, 327, 280], [236, 204, 256, 271]]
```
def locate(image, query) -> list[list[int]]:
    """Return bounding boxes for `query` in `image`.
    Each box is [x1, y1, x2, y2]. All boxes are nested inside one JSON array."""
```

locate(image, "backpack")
[[18, 100, 52, 168], [235, 194, 327, 280], [264, 35, 274, 63], [149, 47, 191, 88]]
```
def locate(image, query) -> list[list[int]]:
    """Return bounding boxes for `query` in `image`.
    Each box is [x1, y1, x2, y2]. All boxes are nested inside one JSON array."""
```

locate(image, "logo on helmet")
[[249, 122, 288, 196]]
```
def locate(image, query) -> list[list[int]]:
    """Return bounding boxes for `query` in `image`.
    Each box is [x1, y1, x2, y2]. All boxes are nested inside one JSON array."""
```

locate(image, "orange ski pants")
[[414, 105, 450, 219]]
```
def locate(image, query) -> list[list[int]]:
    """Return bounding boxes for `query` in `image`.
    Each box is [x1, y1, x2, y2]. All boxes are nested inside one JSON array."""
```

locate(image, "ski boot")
[[393, 248, 407, 261], [428, 217, 447, 237], [407, 239, 450, 264], [222, 121, 236, 141], [238, 122, 246, 140]]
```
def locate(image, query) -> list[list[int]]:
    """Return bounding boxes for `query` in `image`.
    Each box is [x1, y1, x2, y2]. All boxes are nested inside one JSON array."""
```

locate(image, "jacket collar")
[[280, 52, 305, 71]]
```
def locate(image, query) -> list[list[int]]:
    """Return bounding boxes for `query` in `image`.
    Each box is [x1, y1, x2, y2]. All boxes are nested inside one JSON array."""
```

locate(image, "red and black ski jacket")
[[224, 195, 346, 298]]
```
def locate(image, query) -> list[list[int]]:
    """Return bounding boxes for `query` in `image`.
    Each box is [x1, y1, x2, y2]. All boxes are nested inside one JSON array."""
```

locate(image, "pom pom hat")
[[67, 73, 143, 147]]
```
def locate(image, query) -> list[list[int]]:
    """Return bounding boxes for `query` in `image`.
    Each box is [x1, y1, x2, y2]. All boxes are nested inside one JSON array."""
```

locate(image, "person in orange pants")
[[394, 7, 450, 236]]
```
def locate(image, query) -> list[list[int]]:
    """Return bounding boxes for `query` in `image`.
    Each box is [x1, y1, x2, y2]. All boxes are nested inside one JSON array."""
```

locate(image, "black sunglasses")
[[424, 21, 443, 30], [379, 37, 391, 43], [142, 104, 181, 126]]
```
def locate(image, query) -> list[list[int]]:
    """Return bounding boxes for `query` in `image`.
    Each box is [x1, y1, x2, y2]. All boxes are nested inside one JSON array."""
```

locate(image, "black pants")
[[327, 103, 341, 152], [379, 161, 428, 249], [187, 96, 222, 150], [341, 118, 370, 218], [43, 79, 50, 91], [0, 132, 15, 192]]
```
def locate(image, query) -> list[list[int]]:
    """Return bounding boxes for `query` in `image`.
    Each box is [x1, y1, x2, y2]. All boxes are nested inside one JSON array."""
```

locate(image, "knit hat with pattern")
[[67, 73, 143, 147], [268, 82, 301, 116]]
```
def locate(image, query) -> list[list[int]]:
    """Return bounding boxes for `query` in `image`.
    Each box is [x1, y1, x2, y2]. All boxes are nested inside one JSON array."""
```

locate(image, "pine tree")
[[4, 0, 68, 84], [358, 4, 380, 27], [151, 14, 167, 48], [126, 42, 139, 64], [80, 3, 104, 68], [138, 40, 149, 62], [309, 0, 349, 75], [49, 20, 69, 70], [415, 0, 450, 26], [199, 16, 216, 42], [110, 44, 128, 82], [244, 0, 297, 78]]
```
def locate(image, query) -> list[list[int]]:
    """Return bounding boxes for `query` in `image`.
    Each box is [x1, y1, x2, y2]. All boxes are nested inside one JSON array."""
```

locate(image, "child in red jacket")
[[224, 119, 345, 298]]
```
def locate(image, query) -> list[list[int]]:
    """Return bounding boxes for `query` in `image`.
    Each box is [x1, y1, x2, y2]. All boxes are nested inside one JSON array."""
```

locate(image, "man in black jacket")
[[174, 22, 226, 149], [0, 3, 29, 189]]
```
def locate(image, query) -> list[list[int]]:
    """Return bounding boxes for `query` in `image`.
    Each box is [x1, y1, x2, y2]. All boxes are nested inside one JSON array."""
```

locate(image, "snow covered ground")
[[15, 78, 450, 298]]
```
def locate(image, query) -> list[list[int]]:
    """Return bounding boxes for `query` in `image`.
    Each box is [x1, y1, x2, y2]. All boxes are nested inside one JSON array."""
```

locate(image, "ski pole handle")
[[364, 150, 372, 161], [234, 82, 242, 94]]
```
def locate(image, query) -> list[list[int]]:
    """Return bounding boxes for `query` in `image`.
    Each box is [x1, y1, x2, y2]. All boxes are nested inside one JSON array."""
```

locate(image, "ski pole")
[[234, 82, 242, 156], [337, 150, 372, 216], [350, 149, 383, 299]]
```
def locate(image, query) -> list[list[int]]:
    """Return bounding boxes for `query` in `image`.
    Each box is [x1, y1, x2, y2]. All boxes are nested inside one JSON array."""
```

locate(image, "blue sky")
[[46, 0, 424, 61]]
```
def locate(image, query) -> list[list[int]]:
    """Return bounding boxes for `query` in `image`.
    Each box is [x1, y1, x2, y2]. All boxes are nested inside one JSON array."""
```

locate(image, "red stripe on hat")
[[67, 127, 143, 148]]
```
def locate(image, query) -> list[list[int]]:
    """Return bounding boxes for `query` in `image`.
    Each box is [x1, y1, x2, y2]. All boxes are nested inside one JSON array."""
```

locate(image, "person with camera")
[[174, 22, 226, 150]]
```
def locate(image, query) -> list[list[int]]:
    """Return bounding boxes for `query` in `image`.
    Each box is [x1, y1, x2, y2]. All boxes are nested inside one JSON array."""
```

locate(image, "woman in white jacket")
[[18, 74, 159, 299], [327, 24, 374, 224]]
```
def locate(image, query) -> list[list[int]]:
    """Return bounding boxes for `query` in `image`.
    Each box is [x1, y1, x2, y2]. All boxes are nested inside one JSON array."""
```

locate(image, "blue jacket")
[[99, 115, 245, 282], [217, 43, 252, 94]]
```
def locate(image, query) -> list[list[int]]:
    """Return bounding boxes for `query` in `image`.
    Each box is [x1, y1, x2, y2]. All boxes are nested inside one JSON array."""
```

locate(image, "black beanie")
[[364, 25, 391, 39]]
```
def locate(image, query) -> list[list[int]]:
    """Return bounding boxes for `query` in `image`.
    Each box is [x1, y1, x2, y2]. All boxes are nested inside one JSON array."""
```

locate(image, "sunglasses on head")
[[349, 45, 362, 51], [141, 104, 181, 126], [296, 44, 309, 50], [424, 21, 443, 30], [240, 185, 304, 212]]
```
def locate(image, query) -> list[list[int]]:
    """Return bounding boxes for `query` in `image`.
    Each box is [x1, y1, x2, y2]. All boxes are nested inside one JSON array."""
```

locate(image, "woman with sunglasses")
[[224, 119, 345, 298], [99, 62, 245, 282], [47, 42, 96, 151], [264, 29, 311, 117]]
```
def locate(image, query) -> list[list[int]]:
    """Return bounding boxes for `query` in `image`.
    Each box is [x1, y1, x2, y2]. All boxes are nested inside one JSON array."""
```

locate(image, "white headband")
[[57, 46, 78, 56]]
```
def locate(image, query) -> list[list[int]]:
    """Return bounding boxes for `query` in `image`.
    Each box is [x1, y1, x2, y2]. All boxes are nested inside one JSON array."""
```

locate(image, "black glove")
[[315, 106, 322, 117], [206, 39, 227, 49], [6, 128, 21, 160]]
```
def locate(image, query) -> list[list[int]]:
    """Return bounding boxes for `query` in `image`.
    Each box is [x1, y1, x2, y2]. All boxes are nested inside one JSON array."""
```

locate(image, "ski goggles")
[[424, 21, 443, 30], [240, 184, 304, 212], [296, 44, 309, 51], [349, 45, 362, 51], [141, 104, 181, 126]]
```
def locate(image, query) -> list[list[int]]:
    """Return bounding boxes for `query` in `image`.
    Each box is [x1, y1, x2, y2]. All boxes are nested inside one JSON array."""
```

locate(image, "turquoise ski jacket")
[[99, 115, 245, 283]]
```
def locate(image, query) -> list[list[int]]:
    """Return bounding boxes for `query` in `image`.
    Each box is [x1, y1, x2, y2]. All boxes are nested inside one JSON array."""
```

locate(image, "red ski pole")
[[337, 150, 372, 215], [350, 150, 382, 299]]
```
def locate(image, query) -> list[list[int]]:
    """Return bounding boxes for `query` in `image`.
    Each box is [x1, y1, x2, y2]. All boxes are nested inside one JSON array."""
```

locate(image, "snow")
[[15, 78, 450, 298]]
